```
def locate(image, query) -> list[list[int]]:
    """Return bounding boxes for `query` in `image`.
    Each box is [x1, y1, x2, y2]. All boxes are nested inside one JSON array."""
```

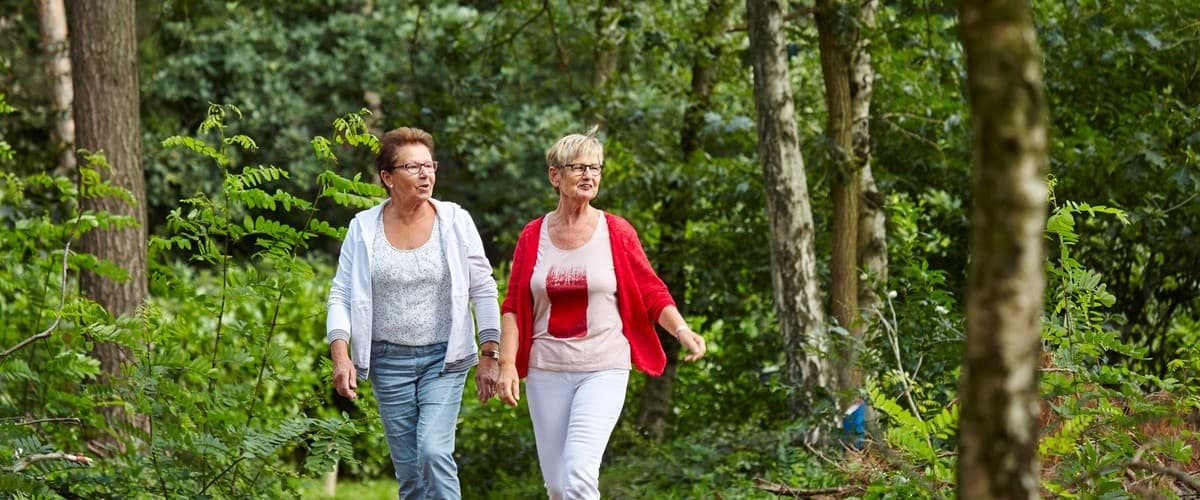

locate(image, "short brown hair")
[[376, 127, 435, 174]]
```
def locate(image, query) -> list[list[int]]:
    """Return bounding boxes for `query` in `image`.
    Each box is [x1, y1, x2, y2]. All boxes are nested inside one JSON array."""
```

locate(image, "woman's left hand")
[[678, 328, 706, 362], [475, 357, 499, 404]]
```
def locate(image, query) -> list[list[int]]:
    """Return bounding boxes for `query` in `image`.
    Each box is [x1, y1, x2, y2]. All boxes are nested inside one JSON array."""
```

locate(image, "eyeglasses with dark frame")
[[558, 163, 603, 176], [386, 161, 440, 175]]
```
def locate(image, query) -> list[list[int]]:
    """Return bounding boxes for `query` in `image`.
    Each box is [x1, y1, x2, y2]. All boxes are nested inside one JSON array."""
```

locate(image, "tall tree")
[[746, 0, 833, 418], [67, 0, 148, 449], [636, 0, 736, 440], [955, 0, 1049, 497], [814, 0, 862, 395], [852, 1, 886, 377], [37, 0, 75, 176]]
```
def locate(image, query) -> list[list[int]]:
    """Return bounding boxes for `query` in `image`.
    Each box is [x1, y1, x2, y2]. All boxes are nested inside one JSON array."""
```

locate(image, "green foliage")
[[0, 109, 396, 497]]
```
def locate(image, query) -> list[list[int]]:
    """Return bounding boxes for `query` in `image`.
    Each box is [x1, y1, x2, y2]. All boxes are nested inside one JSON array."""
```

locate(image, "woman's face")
[[550, 153, 603, 203], [382, 144, 436, 201]]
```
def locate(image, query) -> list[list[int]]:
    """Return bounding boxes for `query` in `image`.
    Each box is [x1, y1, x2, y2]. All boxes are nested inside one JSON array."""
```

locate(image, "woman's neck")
[[388, 196, 431, 224], [552, 200, 594, 225]]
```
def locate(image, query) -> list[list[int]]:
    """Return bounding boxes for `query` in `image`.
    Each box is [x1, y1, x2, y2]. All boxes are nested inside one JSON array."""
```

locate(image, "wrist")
[[480, 348, 500, 360], [673, 325, 692, 337]]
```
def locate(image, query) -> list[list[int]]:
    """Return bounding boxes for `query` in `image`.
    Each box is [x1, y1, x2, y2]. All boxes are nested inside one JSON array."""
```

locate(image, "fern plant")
[[1, 104, 392, 498]]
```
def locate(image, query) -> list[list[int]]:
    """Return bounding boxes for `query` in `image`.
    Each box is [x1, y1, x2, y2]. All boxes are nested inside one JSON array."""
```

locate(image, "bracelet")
[[673, 325, 692, 336], [480, 349, 500, 360]]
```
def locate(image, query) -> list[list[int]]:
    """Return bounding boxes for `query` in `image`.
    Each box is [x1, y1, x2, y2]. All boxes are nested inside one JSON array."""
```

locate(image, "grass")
[[297, 478, 396, 499]]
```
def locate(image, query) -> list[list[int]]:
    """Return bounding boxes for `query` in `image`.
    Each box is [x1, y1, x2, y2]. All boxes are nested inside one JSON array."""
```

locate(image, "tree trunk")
[[747, 0, 832, 419], [37, 0, 75, 177], [815, 0, 860, 396], [636, 0, 735, 441], [67, 0, 149, 452], [588, 0, 623, 127], [955, 0, 1049, 498], [852, 0, 885, 392]]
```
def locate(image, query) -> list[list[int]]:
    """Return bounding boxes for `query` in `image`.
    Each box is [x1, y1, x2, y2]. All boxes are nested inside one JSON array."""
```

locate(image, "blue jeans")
[[369, 341, 468, 500]]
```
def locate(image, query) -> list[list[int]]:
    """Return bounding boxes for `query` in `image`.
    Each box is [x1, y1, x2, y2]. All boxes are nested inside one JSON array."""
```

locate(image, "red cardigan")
[[501, 213, 676, 378]]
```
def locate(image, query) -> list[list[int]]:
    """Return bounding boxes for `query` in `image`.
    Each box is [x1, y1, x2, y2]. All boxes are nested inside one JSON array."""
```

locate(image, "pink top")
[[529, 214, 630, 372], [502, 213, 676, 378]]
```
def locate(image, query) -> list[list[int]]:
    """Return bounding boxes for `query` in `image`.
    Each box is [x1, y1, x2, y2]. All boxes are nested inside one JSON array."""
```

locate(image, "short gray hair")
[[545, 125, 604, 168]]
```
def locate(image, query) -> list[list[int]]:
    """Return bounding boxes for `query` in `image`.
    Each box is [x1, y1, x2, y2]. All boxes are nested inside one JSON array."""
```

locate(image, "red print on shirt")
[[546, 265, 588, 338]]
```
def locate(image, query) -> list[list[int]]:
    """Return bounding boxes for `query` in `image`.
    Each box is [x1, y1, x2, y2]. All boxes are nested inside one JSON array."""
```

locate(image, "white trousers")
[[526, 368, 629, 500]]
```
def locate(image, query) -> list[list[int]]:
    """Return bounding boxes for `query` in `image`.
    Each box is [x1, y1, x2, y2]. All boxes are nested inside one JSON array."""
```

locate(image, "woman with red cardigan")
[[495, 128, 706, 499]]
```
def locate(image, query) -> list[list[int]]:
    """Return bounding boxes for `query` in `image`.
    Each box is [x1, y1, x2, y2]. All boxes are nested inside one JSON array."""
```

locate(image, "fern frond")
[[162, 136, 227, 167]]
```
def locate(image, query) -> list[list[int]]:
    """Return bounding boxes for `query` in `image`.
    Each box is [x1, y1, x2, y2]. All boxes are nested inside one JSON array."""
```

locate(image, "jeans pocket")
[[370, 341, 388, 361]]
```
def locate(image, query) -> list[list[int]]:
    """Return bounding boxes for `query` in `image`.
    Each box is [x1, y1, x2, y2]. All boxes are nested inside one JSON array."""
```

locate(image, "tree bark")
[[747, 0, 832, 419], [636, 0, 736, 441], [955, 0, 1049, 498], [67, 0, 148, 451], [853, 1, 885, 313], [815, 0, 860, 395], [37, 0, 75, 177], [588, 0, 623, 127], [851, 0, 885, 394]]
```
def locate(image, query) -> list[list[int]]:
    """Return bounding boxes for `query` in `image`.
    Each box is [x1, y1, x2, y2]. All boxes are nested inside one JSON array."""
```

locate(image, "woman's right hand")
[[496, 363, 520, 407]]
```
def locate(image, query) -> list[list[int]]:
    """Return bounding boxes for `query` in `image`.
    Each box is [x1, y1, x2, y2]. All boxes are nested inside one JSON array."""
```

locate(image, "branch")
[[753, 478, 861, 497], [876, 115, 943, 151], [469, 3, 547, 59], [3, 417, 82, 427], [544, 0, 571, 71], [1129, 460, 1200, 494], [0, 242, 71, 362], [729, 7, 814, 32], [7, 452, 93, 472]]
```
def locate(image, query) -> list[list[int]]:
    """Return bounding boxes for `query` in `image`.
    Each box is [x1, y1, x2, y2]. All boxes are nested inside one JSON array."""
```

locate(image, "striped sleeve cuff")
[[327, 329, 350, 345], [478, 328, 500, 346]]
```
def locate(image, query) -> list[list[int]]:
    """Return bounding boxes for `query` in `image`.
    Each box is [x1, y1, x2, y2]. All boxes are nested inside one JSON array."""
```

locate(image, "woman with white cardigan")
[[326, 127, 501, 499]]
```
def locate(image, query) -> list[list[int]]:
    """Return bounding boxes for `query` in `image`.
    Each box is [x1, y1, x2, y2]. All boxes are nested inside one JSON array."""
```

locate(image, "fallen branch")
[[5, 417, 82, 427], [1129, 460, 1200, 494], [753, 477, 862, 498], [7, 452, 93, 472]]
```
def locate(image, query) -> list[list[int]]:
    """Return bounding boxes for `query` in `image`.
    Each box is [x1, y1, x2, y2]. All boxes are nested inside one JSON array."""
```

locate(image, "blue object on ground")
[[842, 399, 866, 449]]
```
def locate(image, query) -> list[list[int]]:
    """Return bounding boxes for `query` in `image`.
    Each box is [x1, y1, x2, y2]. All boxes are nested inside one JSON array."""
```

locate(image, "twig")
[[469, 3, 547, 59], [0, 242, 71, 362], [753, 477, 862, 497], [729, 7, 813, 32], [4, 417, 82, 426], [1129, 460, 1200, 494], [876, 115, 943, 151], [1161, 191, 1199, 214], [874, 299, 924, 421], [803, 441, 839, 468], [7, 452, 93, 472]]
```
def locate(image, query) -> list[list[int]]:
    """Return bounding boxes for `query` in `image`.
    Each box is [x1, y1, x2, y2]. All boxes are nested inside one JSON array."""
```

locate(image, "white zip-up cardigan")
[[326, 198, 501, 379]]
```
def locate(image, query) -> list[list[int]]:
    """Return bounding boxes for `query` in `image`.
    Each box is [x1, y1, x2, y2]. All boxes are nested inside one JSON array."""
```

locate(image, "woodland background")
[[1, 0, 1198, 498]]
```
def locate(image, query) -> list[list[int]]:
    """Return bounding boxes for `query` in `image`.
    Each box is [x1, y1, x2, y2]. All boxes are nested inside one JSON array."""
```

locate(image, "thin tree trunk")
[[38, 0, 75, 177], [588, 0, 623, 127], [747, 0, 832, 420], [636, 0, 736, 441], [956, 0, 1049, 497], [852, 0, 886, 390], [815, 0, 861, 395], [67, 0, 149, 453]]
